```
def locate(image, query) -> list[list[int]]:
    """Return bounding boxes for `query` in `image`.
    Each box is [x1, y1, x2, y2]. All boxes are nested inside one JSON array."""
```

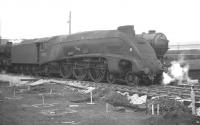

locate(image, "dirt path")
[[0, 81, 147, 125], [1, 80, 199, 125]]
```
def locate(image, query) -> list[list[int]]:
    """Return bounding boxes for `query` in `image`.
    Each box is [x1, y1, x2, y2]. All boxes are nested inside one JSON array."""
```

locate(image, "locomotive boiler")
[[10, 25, 169, 85], [137, 30, 169, 61]]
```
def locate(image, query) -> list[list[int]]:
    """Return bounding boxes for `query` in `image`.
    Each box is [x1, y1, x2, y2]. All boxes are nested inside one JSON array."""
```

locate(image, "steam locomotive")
[[0, 25, 169, 85], [0, 42, 12, 71]]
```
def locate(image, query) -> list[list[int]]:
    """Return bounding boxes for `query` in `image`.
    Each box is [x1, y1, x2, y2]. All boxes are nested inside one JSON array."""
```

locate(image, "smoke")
[[162, 55, 190, 85], [162, 72, 174, 84]]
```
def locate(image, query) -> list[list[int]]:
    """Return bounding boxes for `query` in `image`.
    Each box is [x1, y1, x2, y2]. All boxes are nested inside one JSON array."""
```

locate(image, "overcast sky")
[[0, 0, 200, 45]]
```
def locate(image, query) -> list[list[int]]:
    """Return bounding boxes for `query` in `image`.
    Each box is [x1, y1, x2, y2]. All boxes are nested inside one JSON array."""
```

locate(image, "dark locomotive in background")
[[0, 40, 12, 71], [0, 25, 169, 85]]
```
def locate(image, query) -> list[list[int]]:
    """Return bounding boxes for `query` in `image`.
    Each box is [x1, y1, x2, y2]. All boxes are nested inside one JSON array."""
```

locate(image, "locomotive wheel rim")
[[89, 66, 106, 83], [31, 66, 37, 75], [73, 65, 87, 81], [25, 66, 30, 74], [19, 66, 23, 74], [31, 67, 35, 75], [107, 72, 116, 84], [60, 63, 73, 79], [126, 72, 139, 86], [44, 65, 50, 76]]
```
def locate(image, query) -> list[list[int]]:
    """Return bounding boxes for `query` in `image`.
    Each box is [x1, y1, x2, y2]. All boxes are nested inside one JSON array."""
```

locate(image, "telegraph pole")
[[0, 19, 1, 44], [68, 11, 71, 35]]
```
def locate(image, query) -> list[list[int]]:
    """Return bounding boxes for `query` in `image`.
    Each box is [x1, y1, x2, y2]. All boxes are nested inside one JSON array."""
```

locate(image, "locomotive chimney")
[[117, 25, 135, 38], [149, 30, 156, 34]]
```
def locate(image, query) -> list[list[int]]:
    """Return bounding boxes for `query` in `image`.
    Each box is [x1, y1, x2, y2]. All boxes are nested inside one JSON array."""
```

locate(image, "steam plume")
[[162, 55, 190, 85]]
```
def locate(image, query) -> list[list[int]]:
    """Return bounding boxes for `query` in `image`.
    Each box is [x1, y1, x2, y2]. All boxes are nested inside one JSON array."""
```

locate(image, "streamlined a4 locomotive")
[[4, 25, 169, 85]]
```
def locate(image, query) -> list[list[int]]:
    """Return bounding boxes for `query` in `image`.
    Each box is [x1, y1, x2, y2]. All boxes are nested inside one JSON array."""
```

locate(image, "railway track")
[[47, 76, 200, 102], [2, 73, 200, 102]]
